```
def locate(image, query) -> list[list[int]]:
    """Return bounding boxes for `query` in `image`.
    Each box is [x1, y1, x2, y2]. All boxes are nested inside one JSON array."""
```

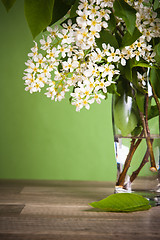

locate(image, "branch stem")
[[139, 110, 157, 171], [130, 139, 153, 183], [149, 80, 160, 134], [116, 131, 144, 187]]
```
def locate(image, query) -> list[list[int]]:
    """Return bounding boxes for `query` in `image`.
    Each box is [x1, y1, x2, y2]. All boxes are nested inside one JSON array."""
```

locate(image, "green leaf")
[[96, 29, 119, 49], [64, 0, 75, 5], [148, 105, 159, 120], [1, 0, 16, 11], [114, 95, 138, 136], [132, 68, 147, 94], [131, 126, 142, 136], [121, 27, 142, 47], [113, 0, 136, 35], [107, 83, 120, 95], [132, 62, 156, 69], [154, 42, 160, 63], [119, 59, 133, 82], [135, 92, 145, 113], [154, 0, 160, 10], [150, 68, 160, 98], [89, 193, 151, 212], [70, 0, 79, 18], [24, 0, 55, 38], [107, 11, 116, 32], [50, 0, 73, 26]]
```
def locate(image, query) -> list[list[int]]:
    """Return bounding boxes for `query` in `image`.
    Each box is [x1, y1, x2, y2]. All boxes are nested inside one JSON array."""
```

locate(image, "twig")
[[139, 110, 157, 171], [149, 80, 160, 134], [116, 131, 144, 187], [116, 26, 124, 37], [145, 93, 150, 135], [130, 139, 153, 183]]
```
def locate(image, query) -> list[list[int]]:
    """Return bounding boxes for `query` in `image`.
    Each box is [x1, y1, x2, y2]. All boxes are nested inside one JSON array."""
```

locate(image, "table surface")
[[0, 179, 160, 240]]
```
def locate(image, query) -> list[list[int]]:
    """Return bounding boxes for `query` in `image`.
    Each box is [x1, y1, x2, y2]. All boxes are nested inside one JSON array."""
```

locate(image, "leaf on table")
[[89, 193, 151, 212]]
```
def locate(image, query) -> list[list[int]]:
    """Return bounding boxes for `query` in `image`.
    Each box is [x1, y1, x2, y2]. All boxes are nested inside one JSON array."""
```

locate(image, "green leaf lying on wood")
[[89, 193, 151, 212]]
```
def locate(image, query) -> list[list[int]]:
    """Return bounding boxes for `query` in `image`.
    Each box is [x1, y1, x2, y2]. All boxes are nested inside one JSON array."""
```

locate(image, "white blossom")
[[23, 0, 159, 111]]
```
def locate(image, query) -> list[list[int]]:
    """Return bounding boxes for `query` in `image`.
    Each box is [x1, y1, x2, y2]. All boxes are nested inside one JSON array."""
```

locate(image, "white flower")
[[144, 52, 156, 63], [118, 49, 128, 66], [46, 47, 59, 60], [62, 19, 77, 33], [137, 72, 147, 87], [40, 36, 52, 50], [67, 73, 78, 86], [97, 8, 111, 21], [24, 62, 40, 74], [76, 9, 89, 28], [90, 48, 104, 62], [75, 28, 88, 41], [57, 29, 74, 44], [47, 25, 59, 38], [88, 4, 100, 19], [62, 58, 79, 72], [25, 85, 34, 94], [99, 64, 115, 80], [45, 87, 56, 100], [83, 63, 99, 77], [80, 96, 92, 110], [55, 91, 65, 102], [23, 0, 159, 112], [71, 99, 83, 112], [134, 50, 141, 61], [100, 0, 114, 8], [71, 87, 82, 100], [78, 0, 88, 10], [34, 54, 46, 67], [28, 41, 38, 60], [106, 47, 120, 62], [87, 19, 101, 32], [123, 47, 135, 59], [36, 73, 47, 85], [57, 45, 68, 58], [83, 76, 96, 90], [143, 12, 157, 26], [90, 92, 105, 104], [142, 28, 153, 42], [31, 82, 42, 93], [95, 78, 111, 93], [40, 66, 52, 78]]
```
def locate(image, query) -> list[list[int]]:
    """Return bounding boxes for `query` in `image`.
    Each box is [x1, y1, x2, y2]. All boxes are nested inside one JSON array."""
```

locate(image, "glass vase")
[[112, 90, 160, 205]]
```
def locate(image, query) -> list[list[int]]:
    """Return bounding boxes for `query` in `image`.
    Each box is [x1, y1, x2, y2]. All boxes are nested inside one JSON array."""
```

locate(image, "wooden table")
[[0, 179, 160, 240]]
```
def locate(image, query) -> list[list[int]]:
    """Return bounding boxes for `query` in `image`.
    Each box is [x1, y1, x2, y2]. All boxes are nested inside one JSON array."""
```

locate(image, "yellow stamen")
[[33, 67, 38, 72]]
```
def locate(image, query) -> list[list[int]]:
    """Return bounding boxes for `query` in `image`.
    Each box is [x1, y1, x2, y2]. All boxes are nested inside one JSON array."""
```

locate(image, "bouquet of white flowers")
[[23, 0, 159, 112], [21, 0, 160, 193]]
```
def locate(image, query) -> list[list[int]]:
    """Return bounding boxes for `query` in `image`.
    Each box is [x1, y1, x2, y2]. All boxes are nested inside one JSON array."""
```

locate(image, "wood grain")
[[0, 179, 160, 240]]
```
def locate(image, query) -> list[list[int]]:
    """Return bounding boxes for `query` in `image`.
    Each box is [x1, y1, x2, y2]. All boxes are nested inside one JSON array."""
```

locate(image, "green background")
[[0, 0, 116, 181]]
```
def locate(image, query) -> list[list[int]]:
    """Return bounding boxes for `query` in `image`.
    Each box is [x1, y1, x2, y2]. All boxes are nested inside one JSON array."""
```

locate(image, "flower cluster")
[[129, 0, 160, 41], [23, 0, 159, 111]]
